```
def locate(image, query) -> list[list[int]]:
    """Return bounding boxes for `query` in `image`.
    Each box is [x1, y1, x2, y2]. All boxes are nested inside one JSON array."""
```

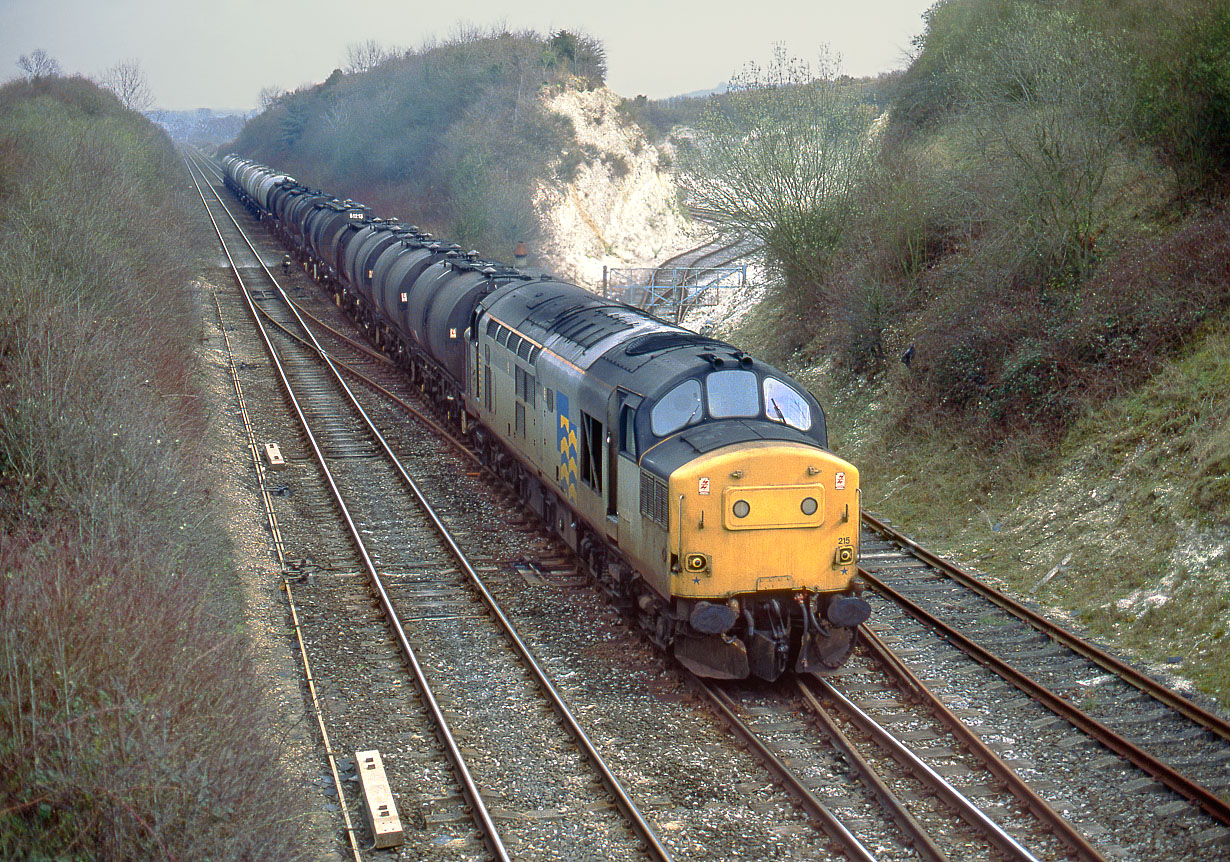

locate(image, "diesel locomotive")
[[222, 154, 869, 681]]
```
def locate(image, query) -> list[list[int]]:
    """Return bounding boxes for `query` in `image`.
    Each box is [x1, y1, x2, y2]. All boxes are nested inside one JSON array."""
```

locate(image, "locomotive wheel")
[[655, 614, 672, 647]]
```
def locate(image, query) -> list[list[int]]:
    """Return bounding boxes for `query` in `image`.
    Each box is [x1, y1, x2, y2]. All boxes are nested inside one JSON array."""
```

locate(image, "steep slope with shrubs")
[[228, 29, 693, 278], [0, 76, 310, 858], [706, 0, 1230, 700]]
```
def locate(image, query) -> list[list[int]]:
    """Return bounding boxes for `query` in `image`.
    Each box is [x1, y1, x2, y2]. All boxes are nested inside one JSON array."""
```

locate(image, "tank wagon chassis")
[[222, 155, 870, 681]]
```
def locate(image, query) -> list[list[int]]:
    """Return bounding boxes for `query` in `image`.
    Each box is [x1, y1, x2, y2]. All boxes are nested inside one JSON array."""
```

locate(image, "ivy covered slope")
[[0, 76, 311, 859]]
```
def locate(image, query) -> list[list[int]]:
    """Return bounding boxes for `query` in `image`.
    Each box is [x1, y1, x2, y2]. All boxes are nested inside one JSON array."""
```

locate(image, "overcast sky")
[[1, 0, 935, 112]]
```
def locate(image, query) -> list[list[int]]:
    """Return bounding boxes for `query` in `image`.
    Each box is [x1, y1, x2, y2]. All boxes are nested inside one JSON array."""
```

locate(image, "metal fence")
[[602, 265, 749, 324]]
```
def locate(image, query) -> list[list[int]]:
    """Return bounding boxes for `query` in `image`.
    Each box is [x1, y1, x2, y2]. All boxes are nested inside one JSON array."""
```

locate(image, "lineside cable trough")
[[355, 749, 405, 849]]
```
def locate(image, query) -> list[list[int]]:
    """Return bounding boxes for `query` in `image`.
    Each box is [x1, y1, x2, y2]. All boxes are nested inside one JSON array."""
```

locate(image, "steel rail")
[[206, 284, 363, 862], [859, 566, 1230, 828], [191, 151, 673, 862], [185, 153, 514, 862], [653, 234, 737, 272], [792, 680, 948, 862], [853, 628, 1107, 862], [688, 676, 880, 862], [803, 676, 1042, 862], [276, 298, 393, 367], [861, 511, 1230, 744]]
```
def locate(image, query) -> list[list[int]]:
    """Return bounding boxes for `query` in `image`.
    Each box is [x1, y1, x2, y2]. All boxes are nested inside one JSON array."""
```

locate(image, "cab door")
[[607, 390, 642, 543]]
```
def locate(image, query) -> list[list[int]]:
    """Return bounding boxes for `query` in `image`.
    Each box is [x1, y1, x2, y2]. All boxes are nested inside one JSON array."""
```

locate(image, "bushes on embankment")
[[0, 76, 308, 859], [231, 27, 607, 259], [746, 0, 1230, 458]]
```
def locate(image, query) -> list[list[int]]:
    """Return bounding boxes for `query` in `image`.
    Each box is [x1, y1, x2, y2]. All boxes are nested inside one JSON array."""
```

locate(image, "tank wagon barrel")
[[222, 154, 868, 680]]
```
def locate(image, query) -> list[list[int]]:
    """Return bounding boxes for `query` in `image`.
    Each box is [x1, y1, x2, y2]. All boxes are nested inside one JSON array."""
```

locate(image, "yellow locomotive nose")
[[669, 440, 859, 600]]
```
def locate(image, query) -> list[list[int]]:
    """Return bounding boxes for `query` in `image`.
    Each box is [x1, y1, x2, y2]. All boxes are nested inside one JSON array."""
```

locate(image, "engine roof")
[[480, 279, 734, 390], [478, 279, 828, 454]]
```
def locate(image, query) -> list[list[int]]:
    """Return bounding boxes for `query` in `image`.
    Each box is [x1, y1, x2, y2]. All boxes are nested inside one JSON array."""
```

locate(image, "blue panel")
[[556, 392, 578, 503]]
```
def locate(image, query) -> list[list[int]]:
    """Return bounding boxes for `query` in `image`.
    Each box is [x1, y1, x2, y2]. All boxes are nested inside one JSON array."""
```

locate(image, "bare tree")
[[17, 48, 61, 80], [677, 46, 879, 304], [101, 59, 154, 112], [258, 85, 286, 110], [344, 39, 392, 74]]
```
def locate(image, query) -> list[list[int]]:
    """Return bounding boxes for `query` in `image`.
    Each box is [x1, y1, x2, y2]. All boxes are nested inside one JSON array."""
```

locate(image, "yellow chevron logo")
[[556, 394, 579, 503]]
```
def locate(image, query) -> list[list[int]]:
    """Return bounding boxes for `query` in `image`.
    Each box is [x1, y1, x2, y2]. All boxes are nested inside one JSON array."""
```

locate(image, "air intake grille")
[[640, 472, 669, 528]]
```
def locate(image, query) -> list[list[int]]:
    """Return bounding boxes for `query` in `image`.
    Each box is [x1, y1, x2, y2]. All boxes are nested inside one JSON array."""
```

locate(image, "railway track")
[[195, 153, 1064, 858], [193, 151, 1023, 859], [191, 150, 903, 861], [190, 148, 1230, 860], [640, 219, 760, 323], [186, 152, 671, 862], [858, 514, 1230, 858], [692, 672, 1069, 862]]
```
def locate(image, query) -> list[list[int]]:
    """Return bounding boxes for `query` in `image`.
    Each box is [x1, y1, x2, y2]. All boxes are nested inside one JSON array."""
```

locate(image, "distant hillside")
[[156, 107, 248, 144], [229, 29, 610, 259]]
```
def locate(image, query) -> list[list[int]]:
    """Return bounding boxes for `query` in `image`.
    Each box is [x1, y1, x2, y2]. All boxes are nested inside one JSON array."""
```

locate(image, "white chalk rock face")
[[533, 85, 702, 289]]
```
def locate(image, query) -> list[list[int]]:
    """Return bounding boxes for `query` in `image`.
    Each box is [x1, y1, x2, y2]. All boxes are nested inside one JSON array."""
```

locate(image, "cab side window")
[[650, 380, 703, 436], [619, 405, 637, 457], [580, 411, 603, 492]]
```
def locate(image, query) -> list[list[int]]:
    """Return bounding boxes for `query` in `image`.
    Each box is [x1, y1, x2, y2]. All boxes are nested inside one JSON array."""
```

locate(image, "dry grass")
[[1047, 321, 1230, 695], [0, 76, 311, 858]]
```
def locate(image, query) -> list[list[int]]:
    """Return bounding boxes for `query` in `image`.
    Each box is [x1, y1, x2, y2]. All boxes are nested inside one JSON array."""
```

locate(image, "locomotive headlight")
[[800, 497, 818, 516], [732, 500, 750, 519], [835, 546, 855, 565], [685, 553, 710, 574]]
